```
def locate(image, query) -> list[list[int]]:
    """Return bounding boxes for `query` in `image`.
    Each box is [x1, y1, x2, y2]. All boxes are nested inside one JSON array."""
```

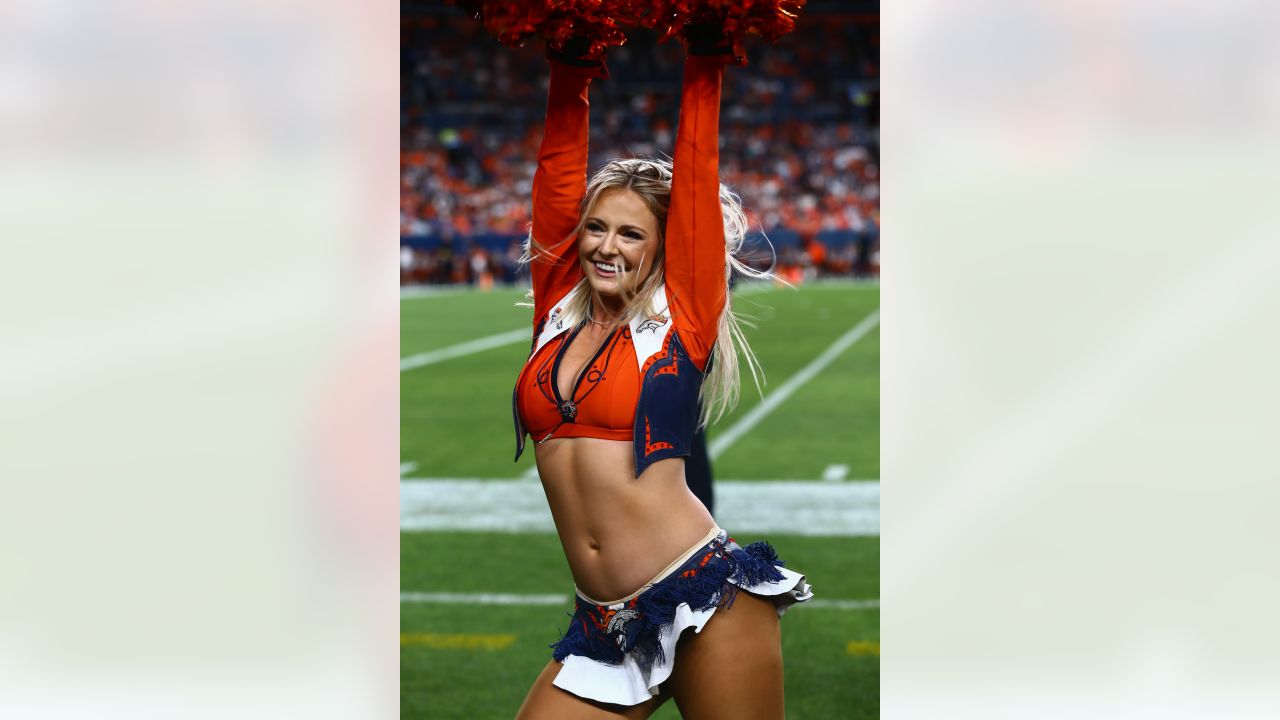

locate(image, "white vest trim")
[[533, 285, 674, 370]]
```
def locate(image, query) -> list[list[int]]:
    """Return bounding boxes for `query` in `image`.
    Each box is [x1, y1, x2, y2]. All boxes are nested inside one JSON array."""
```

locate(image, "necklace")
[[587, 315, 621, 329]]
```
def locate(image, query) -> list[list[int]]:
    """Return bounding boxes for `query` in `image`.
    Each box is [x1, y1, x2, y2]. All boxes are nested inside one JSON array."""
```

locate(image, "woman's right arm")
[[529, 57, 604, 318]]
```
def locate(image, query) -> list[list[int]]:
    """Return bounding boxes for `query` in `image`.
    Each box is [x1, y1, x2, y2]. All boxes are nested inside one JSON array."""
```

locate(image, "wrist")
[[684, 22, 732, 56], [683, 22, 746, 65]]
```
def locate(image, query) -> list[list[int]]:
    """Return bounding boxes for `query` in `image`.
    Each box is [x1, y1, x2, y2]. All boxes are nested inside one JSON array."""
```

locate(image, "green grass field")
[[401, 281, 880, 718]]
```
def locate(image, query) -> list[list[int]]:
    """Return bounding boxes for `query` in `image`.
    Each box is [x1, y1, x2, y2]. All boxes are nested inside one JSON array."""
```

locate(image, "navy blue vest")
[[512, 285, 708, 477]]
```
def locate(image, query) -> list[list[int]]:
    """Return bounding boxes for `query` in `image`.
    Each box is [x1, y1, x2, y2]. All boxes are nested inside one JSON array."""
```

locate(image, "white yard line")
[[399, 279, 874, 300], [400, 286, 491, 300], [733, 281, 784, 297], [400, 591, 568, 606], [708, 309, 880, 460], [737, 278, 879, 295], [400, 462, 419, 477], [398, 591, 878, 611], [807, 598, 880, 610], [822, 464, 850, 482], [401, 328, 529, 372], [400, 479, 879, 536]]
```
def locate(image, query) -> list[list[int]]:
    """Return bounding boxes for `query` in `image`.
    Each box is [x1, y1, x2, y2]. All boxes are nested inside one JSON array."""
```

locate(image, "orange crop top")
[[517, 320, 639, 443], [512, 54, 732, 477]]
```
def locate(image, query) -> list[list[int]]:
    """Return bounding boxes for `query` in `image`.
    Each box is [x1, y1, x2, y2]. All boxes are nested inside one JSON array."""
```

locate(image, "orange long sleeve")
[[665, 54, 732, 371], [529, 60, 604, 319]]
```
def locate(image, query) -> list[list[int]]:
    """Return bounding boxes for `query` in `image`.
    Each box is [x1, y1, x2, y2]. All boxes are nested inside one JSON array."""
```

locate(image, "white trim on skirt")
[[552, 565, 813, 706]]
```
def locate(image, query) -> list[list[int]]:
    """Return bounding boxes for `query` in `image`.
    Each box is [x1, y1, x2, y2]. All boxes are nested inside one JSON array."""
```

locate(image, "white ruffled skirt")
[[549, 528, 813, 706]]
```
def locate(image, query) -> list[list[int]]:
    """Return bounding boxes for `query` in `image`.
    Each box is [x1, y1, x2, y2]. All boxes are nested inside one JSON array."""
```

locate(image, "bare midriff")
[[534, 436, 717, 603]]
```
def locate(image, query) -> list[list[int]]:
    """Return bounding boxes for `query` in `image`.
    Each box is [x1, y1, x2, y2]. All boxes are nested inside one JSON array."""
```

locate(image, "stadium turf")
[[401, 280, 879, 718]]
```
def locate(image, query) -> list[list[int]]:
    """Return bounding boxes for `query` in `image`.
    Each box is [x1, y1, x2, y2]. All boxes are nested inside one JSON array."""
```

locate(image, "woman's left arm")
[[664, 50, 734, 372]]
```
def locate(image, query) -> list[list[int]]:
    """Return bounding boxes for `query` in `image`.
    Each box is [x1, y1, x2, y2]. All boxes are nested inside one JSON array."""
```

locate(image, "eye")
[[585, 221, 604, 234], [622, 231, 644, 241]]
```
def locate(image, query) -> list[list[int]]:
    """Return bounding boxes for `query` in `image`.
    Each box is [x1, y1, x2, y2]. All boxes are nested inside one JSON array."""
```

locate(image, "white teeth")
[[594, 262, 622, 273]]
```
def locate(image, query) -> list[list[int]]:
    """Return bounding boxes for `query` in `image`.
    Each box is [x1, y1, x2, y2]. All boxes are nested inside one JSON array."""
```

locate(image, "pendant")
[[559, 400, 577, 422]]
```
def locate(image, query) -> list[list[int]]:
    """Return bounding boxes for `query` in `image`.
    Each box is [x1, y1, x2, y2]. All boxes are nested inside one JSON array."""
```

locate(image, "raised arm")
[[665, 51, 733, 371], [529, 53, 605, 318]]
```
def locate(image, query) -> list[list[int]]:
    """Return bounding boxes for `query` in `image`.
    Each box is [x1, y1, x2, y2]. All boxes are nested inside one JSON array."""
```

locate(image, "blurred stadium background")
[[402, 2, 880, 717], [402, 1, 879, 289]]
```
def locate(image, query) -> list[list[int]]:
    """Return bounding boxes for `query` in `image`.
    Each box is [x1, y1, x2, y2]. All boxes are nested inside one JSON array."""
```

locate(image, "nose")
[[598, 231, 620, 256]]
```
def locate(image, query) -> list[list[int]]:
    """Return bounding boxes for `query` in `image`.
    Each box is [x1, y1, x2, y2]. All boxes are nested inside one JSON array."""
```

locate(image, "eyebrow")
[[585, 218, 648, 235]]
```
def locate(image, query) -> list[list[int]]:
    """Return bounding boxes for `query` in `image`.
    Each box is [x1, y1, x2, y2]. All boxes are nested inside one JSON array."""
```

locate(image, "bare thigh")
[[666, 591, 785, 720], [515, 660, 668, 720]]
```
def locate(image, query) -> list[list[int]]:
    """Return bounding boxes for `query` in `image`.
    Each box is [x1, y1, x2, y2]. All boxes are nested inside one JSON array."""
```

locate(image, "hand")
[[547, 36, 604, 68], [684, 22, 733, 57]]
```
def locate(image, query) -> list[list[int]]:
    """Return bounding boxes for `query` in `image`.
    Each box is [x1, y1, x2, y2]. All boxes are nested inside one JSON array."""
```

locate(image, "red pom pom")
[[448, 0, 807, 58], [649, 0, 807, 46], [447, 1, 638, 57]]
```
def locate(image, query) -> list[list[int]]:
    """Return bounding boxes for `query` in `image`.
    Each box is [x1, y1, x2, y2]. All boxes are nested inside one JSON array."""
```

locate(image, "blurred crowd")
[[401, 8, 880, 286]]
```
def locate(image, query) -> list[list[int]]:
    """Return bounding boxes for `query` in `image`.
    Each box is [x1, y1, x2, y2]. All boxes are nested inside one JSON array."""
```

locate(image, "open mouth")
[[591, 261, 625, 278]]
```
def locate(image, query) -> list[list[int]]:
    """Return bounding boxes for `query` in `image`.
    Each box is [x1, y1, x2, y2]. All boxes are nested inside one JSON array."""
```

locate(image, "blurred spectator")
[[401, 8, 879, 285]]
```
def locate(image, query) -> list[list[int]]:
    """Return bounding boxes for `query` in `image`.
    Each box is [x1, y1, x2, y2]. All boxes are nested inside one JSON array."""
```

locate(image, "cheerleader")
[[508, 22, 812, 720]]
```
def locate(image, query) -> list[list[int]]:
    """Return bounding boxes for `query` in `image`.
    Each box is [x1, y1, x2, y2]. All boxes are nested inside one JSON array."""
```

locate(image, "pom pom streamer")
[[647, 1, 807, 47], [446, 1, 639, 57], [448, 0, 806, 56]]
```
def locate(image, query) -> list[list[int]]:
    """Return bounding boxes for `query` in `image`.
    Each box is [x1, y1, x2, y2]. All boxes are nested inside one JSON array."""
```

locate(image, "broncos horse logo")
[[636, 317, 666, 334], [605, 608, 641, 648]]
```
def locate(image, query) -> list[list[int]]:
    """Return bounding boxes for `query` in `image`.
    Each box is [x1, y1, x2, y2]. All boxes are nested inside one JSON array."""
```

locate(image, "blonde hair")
[[524, 158, 775, 428]]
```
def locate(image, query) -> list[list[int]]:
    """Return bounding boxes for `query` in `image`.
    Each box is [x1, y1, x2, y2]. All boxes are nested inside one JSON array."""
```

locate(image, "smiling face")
[[578, 188, 663, 311]]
